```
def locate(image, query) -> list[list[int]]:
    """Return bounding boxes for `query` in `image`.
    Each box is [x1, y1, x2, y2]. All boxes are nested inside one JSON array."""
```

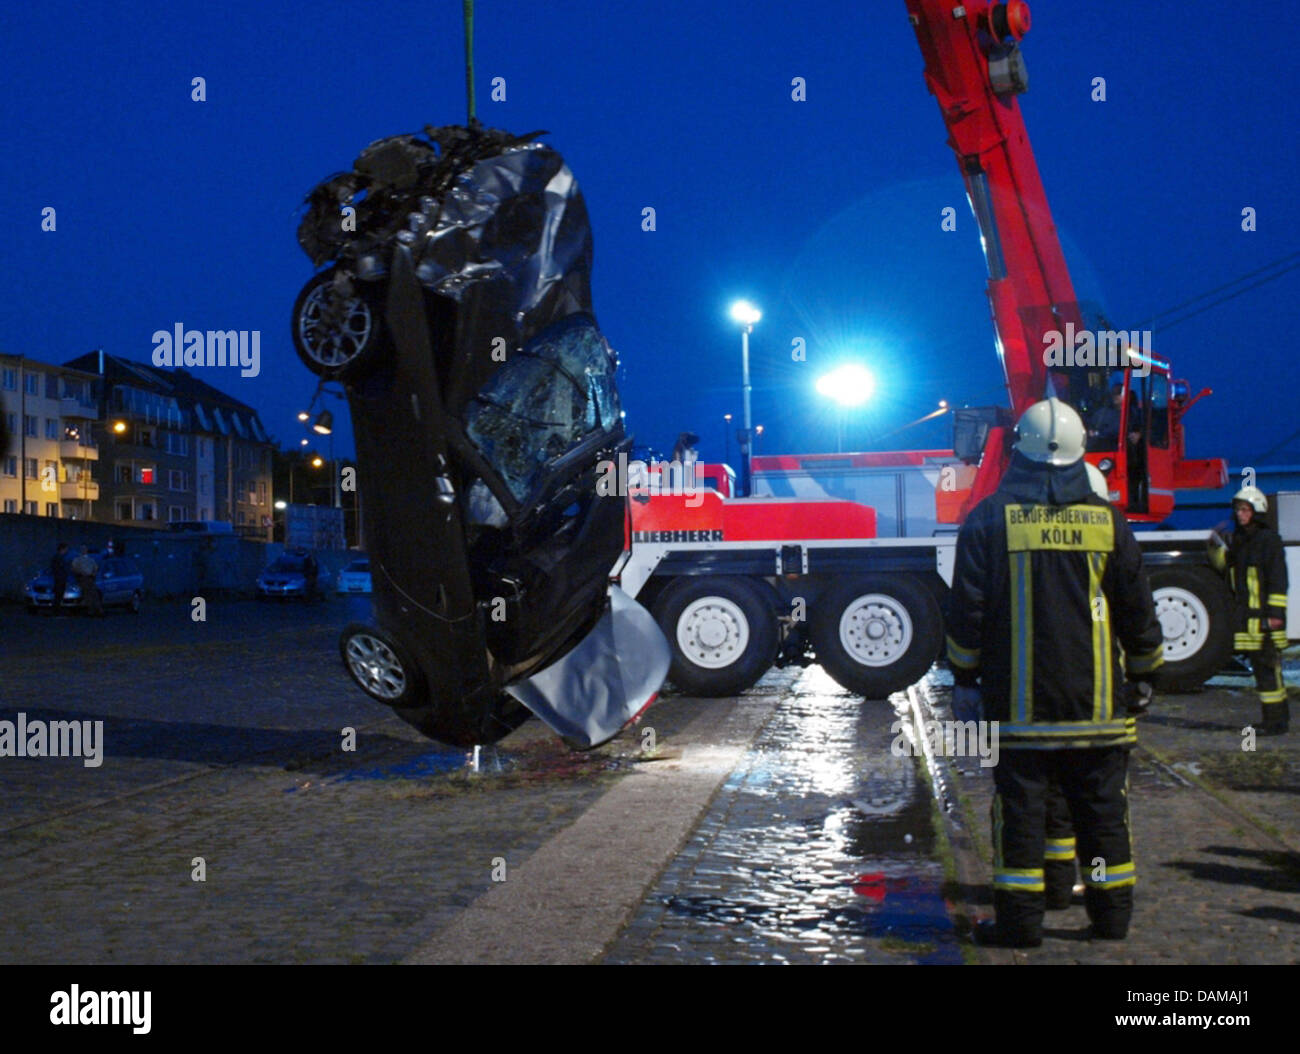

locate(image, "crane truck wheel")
[[1147, 566, 1234, 692], [651, 576, 779, 697], [810, 574, 942, 699]]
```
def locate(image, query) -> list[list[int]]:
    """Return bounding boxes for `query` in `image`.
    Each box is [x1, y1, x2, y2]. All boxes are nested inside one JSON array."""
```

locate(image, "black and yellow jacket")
[[945, 452, 1164, 749], [1212, 520, 1288, 651]]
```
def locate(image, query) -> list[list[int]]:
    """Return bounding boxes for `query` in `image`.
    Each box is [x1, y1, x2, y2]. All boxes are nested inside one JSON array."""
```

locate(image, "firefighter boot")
[[1260, 698, 1290, 736], [1044, 859, 1077, 910], [976, 891, 1043, 948], [1084, 886, 1131, 940]]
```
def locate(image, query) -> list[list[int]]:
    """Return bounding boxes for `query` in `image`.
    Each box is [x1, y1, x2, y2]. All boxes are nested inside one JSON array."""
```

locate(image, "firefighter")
[[1041, 461, 1121, 910], [947, 398, 1165, 947], [1210, 487, 1289, 735]]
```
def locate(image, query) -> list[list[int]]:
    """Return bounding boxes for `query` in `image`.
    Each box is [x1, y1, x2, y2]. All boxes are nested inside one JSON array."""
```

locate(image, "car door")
[[98, 558, 120, 604]]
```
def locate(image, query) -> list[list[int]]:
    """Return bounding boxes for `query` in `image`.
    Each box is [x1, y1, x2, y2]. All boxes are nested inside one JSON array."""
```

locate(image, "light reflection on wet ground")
[[605, 668, 962, 964]]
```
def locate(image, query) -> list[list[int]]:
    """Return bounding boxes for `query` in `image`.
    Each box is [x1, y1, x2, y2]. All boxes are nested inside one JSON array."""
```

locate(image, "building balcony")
[[59, 439, 99, 461], [61, 397, 100, 420], [60, 480, 99, 501]]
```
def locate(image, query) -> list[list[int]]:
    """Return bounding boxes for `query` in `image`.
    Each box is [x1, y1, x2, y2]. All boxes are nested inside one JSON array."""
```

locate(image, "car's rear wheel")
[[339, 622, 425, 708]]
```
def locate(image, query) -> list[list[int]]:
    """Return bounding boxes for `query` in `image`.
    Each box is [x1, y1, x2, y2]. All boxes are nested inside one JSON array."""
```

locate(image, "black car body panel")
[[296, 126, 645, 747]]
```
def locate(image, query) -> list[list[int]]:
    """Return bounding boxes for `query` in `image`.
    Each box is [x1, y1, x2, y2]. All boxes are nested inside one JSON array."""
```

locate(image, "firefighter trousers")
[[992, 747, 1134, 939], [1246, 639, 1289, 732], [1043, 780, 1077, 907]]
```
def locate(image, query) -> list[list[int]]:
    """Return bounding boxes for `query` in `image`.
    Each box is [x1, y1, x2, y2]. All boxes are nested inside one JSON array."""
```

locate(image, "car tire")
[[809, 573, 943, 699], [291, 266, 384, 379], [1148, 566, 1234, 692], [339, 622, 426, 709], [651, 575, 779, 697]]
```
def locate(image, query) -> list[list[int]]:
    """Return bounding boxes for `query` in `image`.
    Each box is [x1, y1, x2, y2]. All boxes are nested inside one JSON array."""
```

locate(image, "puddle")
[[609, 669, 963, 963]]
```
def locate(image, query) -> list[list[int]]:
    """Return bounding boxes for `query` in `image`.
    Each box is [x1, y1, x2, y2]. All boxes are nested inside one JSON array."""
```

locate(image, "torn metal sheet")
[[505, 585, 671, 750], [295, 123, 666, 748]]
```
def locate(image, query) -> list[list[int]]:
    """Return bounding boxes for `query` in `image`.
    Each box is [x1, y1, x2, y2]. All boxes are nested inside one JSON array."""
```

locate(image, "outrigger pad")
[[505, 586, 670, 750], [297, 124, 665, 747]]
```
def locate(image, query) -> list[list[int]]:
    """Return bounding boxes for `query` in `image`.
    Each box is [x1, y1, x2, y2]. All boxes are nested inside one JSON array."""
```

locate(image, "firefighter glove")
[[1125, 679, 1154, 715], [952, 685, 984, 723]]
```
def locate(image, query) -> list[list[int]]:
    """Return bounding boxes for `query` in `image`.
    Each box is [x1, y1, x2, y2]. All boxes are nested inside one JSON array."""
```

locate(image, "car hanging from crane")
[[291, 121, 669, 749]]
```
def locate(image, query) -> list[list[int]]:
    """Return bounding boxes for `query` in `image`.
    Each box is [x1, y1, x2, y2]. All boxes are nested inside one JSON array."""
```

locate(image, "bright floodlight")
[[816, 364, 875, 407], [730, 300, 761, 327], [274, 500, 287, 510]]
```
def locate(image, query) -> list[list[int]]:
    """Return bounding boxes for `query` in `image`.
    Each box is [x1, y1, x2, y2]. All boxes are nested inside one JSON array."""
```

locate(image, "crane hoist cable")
[[463, 0, 476, 124]]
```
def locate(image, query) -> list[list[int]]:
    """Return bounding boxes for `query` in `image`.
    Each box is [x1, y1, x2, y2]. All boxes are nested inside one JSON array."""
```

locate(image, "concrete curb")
[[403, 693, 780, 964]]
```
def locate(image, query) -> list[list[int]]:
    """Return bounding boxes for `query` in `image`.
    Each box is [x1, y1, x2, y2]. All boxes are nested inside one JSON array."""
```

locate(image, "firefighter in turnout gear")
[[1040, 461, 1122, 910], [946, 398, 1165, 947], [1210, 486, 1289, 735]]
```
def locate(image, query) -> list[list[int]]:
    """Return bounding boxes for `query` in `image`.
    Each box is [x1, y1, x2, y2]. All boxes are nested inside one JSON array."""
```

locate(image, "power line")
[[1132, 251, 1300, 329], [1149, 259, 1300, 333]]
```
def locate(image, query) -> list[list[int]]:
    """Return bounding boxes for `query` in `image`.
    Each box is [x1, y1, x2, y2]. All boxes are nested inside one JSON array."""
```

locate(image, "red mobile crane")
[[903, 0, 1225, 520], [618, 1, 1237, 701]]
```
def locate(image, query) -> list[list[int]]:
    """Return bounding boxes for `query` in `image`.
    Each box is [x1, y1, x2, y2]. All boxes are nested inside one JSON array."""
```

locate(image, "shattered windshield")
[[464, 313, 618, 501]]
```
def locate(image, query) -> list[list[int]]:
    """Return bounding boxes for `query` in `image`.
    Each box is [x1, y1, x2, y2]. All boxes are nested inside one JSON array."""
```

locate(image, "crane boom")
[[905, 0, 1079, 415], [903, 0, 1226, 520]]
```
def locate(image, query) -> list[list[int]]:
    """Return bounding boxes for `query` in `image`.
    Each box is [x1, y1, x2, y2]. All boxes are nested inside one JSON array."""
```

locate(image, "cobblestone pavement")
[[4, 600, 1297, 964], [0, 600, 705, 964], [604, 667, 964, 964], [923, 663, 1300, 965]]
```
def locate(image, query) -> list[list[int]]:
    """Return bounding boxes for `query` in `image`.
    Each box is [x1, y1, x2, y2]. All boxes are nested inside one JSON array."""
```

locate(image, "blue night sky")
[[4, 0, 1298, 471]]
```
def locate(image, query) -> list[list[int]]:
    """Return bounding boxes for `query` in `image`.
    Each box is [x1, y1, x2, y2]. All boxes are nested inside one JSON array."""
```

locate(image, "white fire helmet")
[[1014, 398, 1086, 466], [1232, 486, 1268, 514], [1085, 462, 1110, 501]]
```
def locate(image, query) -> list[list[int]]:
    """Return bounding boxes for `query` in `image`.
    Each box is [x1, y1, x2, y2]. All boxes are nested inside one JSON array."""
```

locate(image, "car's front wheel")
[[292, 266, 383, 379]]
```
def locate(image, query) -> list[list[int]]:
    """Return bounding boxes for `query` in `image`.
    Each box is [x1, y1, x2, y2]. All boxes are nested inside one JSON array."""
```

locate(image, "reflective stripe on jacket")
[[946, 456, 1163, 749]]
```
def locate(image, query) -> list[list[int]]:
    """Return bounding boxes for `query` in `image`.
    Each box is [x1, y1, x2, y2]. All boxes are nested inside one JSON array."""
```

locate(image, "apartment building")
[[61, 353, 275, 540], [0, 353, 101, 518]]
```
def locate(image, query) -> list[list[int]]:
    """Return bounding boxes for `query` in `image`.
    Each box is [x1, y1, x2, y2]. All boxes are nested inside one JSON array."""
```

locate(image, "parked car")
[[335, 557, 372, 595], [25, 554, 144, 614], [256, 550, 321, 600]]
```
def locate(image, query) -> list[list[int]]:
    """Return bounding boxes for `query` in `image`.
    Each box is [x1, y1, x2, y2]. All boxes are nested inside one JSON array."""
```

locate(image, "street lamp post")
[[815, 363, 876, 451], [311, 410, 338, 508], [723, 413, 733, 468], [729, 301, 761, 495]]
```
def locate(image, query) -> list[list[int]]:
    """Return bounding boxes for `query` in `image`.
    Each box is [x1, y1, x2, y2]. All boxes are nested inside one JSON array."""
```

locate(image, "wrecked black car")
[[292, 123, 667, 749]]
